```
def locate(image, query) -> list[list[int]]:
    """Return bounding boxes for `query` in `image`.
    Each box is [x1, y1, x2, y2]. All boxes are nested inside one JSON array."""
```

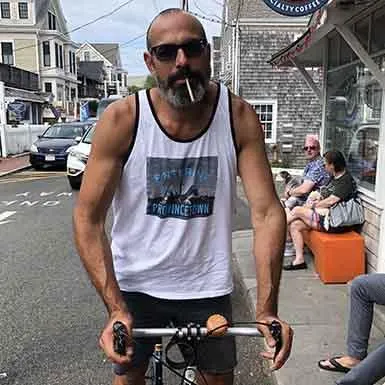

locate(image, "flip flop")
[[318, 357, 351, 373]]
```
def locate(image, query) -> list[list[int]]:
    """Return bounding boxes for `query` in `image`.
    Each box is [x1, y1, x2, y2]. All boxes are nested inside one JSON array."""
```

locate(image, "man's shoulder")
[[308, 156, 326, 170], [108, 94, 137, 123], [98, 94, 138, 140]]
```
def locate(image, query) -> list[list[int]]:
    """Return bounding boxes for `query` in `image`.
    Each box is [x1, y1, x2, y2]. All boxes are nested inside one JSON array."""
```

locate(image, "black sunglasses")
[[150, 39, 208, 62], [303, 146, 317, 151]]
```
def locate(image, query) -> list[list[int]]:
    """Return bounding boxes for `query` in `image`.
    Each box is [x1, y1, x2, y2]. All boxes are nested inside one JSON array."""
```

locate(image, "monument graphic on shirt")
[[146, 156, 218, 219]]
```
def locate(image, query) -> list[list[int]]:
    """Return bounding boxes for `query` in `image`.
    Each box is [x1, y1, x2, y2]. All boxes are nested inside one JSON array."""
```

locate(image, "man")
[[73, 9, 293, 385], [282, 135, 330, 260], [282, 135, 330, 207]]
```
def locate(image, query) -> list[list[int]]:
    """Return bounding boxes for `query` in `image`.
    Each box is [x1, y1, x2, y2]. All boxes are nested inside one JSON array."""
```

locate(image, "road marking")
[[0, 174, 65, 184], [0, 211, 17, 225]]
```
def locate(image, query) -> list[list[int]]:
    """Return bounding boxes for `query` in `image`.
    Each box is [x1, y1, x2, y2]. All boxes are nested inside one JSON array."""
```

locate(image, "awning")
[[5, 87, 46, 103], [269, 8, 330, 67], [269, 0, 379, 67]]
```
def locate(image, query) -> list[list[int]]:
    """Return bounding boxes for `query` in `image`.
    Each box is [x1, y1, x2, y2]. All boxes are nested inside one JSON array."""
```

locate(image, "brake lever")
[[113, 321, 129, 356], [269, 320, 282, 360]]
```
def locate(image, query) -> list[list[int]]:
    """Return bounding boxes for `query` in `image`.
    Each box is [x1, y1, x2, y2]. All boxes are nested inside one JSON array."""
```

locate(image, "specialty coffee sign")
[[262, 0, 329, 16]]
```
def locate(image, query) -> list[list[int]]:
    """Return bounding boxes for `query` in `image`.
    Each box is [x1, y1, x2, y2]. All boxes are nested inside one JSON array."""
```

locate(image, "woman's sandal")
[[318, 356, 351, 373]]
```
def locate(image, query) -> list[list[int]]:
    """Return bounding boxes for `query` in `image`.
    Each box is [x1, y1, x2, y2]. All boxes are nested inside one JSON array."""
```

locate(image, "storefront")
[[270, 0, 385, 273]]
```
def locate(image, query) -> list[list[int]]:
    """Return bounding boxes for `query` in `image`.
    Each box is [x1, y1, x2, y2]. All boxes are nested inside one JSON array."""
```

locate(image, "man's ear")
[[144, 52, 156, 74]]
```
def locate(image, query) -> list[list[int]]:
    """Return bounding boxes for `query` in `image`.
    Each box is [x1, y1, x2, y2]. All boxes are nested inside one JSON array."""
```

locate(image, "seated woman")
[[283, 150, 357, 271]]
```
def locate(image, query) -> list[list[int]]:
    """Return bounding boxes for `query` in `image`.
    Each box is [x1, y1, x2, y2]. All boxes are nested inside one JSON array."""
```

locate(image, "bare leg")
[[288, 220, 309, 265], [287, 206, 315, 226], [197, 371, 233, 385]]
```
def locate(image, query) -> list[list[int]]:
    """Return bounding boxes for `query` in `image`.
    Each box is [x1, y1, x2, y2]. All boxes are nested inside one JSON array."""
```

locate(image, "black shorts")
[[113, 292, 237, 375]]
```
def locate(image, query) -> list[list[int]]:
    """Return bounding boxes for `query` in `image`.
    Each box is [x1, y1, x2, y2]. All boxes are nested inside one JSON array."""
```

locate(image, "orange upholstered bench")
[[303, 230, 365, 284]]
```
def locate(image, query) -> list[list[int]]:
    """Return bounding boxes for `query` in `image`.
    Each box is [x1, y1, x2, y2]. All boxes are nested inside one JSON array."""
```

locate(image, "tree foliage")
[[144, 75, 157, 89]]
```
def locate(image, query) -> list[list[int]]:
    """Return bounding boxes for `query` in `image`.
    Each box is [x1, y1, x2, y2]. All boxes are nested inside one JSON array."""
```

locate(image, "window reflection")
[[326, 58, 382, 191]]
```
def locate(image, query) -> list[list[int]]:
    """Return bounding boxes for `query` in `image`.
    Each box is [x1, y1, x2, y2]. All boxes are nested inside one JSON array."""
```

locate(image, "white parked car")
[[66, 123, 95, 189]]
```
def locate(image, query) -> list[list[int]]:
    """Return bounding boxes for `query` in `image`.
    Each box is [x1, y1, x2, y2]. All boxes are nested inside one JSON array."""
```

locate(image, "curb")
[[9, 152, 30, 159], [232, 230, 280, 385], [0, 164, 32, 178]]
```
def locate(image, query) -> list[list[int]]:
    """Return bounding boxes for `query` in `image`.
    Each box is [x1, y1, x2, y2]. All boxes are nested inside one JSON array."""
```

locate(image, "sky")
[[61, 0, 223, 76]]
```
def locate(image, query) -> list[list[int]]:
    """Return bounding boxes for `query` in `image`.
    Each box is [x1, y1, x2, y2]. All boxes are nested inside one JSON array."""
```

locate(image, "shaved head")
[[146, 8, 207, 50]]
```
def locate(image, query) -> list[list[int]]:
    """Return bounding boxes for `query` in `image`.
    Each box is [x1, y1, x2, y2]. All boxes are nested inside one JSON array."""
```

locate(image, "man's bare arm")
[[289, 180, 315, 197], [73, 97, 135, 315], [232, 95, 286, 317], [232, 95, 292, 369]]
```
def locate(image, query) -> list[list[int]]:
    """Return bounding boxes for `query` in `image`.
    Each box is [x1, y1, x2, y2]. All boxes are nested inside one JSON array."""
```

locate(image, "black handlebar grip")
[[269, 320, 282, 360], [113, 321, 128, 356]]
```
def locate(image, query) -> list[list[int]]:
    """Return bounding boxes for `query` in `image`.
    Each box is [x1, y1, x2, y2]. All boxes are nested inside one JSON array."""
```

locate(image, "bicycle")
[[113, 314, 282, 385]]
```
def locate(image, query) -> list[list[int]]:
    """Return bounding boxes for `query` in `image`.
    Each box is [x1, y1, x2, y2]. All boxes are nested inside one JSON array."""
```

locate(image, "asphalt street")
[[0, 171, 273, 385]]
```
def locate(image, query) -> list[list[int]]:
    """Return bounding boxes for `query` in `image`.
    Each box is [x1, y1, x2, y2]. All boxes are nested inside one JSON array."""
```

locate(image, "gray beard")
[[156, 77, 207, 108]]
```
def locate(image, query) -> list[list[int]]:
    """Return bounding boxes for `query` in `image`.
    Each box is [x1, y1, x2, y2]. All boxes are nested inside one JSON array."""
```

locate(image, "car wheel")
[[68, 175, 82, 190]]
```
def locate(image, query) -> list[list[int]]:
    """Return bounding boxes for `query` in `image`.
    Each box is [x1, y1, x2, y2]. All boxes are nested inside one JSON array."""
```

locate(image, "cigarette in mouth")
[[185, 78, 195, 102]]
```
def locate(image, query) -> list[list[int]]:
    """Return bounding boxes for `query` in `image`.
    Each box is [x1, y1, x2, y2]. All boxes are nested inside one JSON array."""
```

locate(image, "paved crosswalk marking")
[[0, 211, 17, 225]]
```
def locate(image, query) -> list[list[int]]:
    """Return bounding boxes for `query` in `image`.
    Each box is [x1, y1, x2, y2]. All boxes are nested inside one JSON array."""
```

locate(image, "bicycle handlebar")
[[131, 327, 263, 338], [113, 320, 282, 360]]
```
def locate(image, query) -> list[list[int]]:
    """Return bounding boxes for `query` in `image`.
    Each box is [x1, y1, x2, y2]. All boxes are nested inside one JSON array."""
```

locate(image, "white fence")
[[0, 124, 47, 157]]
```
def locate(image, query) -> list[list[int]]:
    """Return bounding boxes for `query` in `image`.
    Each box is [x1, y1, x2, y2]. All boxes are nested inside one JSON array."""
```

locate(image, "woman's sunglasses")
[[149, 39, 208, 62], [303, 146, 317, 151]]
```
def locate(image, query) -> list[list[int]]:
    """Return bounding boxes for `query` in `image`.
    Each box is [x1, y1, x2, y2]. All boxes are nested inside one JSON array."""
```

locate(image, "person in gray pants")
[[318, 274, 385, 385]]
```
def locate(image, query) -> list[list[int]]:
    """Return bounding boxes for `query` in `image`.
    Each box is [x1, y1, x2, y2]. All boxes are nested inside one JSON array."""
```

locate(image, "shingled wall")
[[221, 0, 323, 169]]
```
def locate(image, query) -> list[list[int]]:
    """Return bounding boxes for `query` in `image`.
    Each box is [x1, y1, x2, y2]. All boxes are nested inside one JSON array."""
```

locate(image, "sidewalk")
[[0, 153, 31, 177], [232, 231, 385, 385], [232, 179, 385, 385]]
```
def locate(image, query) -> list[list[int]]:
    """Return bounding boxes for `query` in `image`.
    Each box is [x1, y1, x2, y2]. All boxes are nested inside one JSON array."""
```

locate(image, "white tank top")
[[111, 83, 238, 299]]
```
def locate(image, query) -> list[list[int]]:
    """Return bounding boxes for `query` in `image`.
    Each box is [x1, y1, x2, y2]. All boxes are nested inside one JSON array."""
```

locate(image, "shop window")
[[326, 59, 382, 192], [340, 35, 357, 66], [354, 16, 370, 52], [328, 33, 340, 69], [371, 8, 385, 54], [248, 100, 278, 143]]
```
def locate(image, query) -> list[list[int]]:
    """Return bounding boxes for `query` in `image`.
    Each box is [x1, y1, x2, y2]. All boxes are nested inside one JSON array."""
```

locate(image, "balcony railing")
[[0, 63, 39, 91]]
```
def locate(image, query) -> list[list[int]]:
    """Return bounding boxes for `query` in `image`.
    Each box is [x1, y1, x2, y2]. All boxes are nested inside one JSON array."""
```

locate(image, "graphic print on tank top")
[[146, 156, 218, 219]]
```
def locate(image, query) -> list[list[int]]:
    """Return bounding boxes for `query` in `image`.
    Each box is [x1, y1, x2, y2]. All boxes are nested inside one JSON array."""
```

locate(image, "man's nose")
[[175, 47, 189, 67]]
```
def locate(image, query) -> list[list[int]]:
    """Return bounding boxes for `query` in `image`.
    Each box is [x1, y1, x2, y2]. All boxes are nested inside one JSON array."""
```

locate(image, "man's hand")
[[99, 310, 134, 365], [257, 314, 293, 371]]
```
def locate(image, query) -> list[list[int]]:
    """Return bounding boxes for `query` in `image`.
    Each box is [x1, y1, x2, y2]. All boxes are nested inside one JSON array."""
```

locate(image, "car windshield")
[[83, 125, 96, 144], [43, 124, 86, 139]]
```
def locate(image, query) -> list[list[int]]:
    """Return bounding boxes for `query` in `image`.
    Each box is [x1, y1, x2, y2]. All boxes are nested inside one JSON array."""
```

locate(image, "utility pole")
[[0, 81, 7, 158], [181, 0, 188, 11]]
